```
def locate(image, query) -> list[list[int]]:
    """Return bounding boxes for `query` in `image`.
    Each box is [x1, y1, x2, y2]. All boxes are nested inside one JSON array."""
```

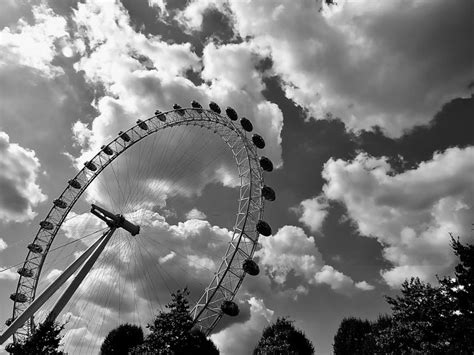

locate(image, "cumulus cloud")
[[255, 225, 373, 294], [0, 268, 17, 281], [0, 132, 47, 222], [211, 297, 274, 355], [67, 0, 283, 205], [355, 281, 375, 291], [178, 0, 474, 137], [0, 238, 6, 251], [185, 208, 207, 220], [0, 4, 68, 77], [294, 195, 329, 232], [321, 146, 474, 287]]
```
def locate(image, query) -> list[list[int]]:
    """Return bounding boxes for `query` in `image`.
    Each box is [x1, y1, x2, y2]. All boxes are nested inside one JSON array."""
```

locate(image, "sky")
[[0, 0, 473, 354]]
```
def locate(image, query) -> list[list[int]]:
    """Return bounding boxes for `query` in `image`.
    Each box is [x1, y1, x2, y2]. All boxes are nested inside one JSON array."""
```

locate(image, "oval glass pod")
[[252, 134, 265, 149], [225, 107, 238, 121], [101, 145, 113, 155], [68, 179, 81, 189], [259, 156, 273, 172], [137, 119, 148, 130], [240, 117, 253, 132], [118, 131, 131, 142], [256, 220, 272, 236], [209, 101, 221, 114], [221, 300, 239, 316], [261, 185, 276, 201]]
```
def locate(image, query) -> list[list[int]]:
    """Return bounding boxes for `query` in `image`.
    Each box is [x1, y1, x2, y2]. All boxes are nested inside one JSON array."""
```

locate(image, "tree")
[[7, 320, 65, 355], [133, 288, 219, 354], [376, 278, 454, 354], [437, 236, 474, 353], [332, 237, 474, 354], [333, 317, 375, 354], [100, 323, 144, 355], [254, 317, 314, 355]]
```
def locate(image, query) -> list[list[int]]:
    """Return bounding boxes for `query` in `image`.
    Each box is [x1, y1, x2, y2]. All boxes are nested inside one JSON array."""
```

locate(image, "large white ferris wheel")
[[1, 101, 276, 353]]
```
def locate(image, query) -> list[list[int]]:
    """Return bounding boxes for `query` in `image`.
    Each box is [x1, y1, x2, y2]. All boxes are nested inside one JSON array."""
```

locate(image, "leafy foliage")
[[333, 317, 374, 354], [8, 320, 64, 355], [376, 278, 455, 354], [132, 288, 219, 354], [254, 317, 314, 355], [333, 237, 474, 354], [100, 323, 144, 355]]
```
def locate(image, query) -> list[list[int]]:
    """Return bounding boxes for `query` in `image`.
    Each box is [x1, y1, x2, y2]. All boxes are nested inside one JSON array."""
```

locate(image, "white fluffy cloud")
[[178, 0, 474, 137], [295, 195, 329, 232], [0, 132, 47, 222], [0, 238, 6, 251], [0, 4, 68, 77], [186, 208, 207, 220], [321, 146, 474, 287], [0, 268, 17, 281], [66, 0, 283, 211], [211, 297, 274, 355], [255, 225, 373, 293]]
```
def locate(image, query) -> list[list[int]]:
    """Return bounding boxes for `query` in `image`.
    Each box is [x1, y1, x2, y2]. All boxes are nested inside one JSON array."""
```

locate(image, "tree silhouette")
[[7, 320, 64, 355], [254, 317, 314, 355], [332, 237, 474, 354], [133, 288, 219, 354], [437, 236, 474, 353], [100, 323, 143, 355], [333, 317, 374, 354]]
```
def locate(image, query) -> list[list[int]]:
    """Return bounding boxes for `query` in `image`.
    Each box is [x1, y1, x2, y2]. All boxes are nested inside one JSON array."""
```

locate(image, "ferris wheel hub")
[[90, 204, 140, 236]]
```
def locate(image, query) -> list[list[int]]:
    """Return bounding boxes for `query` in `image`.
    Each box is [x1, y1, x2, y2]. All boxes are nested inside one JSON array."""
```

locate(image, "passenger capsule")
[[68, 179, 81, 189], [225, 107, 238, 121], [243, 259, 260, 276], [261, 185, 276, 201], [191, 100, 203, 113], [17, 268, 34, 278], [5, 343, 16, 353], [10, 293, 28, 303], [84, 161, 97, 171], [27, 243, 43, 254], [259, 156, 273, 172], [252, 134, 265, 149], [101, 145, 113, 156], [155, 110, 166, 122], [119, 131, 131, 142], [53, 199, 67, 209], [40, 221, 54, 230], [5, 318, 14, 326], [137, 119, 148, 130], [173, 104, 185, 116], [221, 300, 239, 317], [240, 117, 253, 132], [209, 101, 221, 114], [256, 220, 272, 236]]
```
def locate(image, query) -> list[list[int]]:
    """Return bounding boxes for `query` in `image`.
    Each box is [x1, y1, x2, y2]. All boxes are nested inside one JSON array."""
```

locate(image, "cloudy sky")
[[0, 0, 473, 353]]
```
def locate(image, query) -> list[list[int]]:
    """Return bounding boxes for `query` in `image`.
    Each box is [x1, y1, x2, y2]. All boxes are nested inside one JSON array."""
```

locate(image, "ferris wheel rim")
[[8, 104, 269, 342]]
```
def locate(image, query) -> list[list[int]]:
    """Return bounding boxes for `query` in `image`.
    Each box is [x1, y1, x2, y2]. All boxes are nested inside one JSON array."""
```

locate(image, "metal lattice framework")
[[5, 104, 273, 344]]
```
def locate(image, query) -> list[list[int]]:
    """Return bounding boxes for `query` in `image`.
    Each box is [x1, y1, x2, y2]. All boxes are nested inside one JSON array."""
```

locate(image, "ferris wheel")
[[0, 100, 276, 353]]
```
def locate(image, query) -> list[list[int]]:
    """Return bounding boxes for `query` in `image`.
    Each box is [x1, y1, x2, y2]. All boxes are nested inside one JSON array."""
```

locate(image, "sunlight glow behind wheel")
[[4, 102, 276, 354]]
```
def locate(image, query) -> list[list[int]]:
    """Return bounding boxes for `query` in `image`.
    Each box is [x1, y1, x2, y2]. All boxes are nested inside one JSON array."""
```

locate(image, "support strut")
[[0, 204, 140, 345]]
